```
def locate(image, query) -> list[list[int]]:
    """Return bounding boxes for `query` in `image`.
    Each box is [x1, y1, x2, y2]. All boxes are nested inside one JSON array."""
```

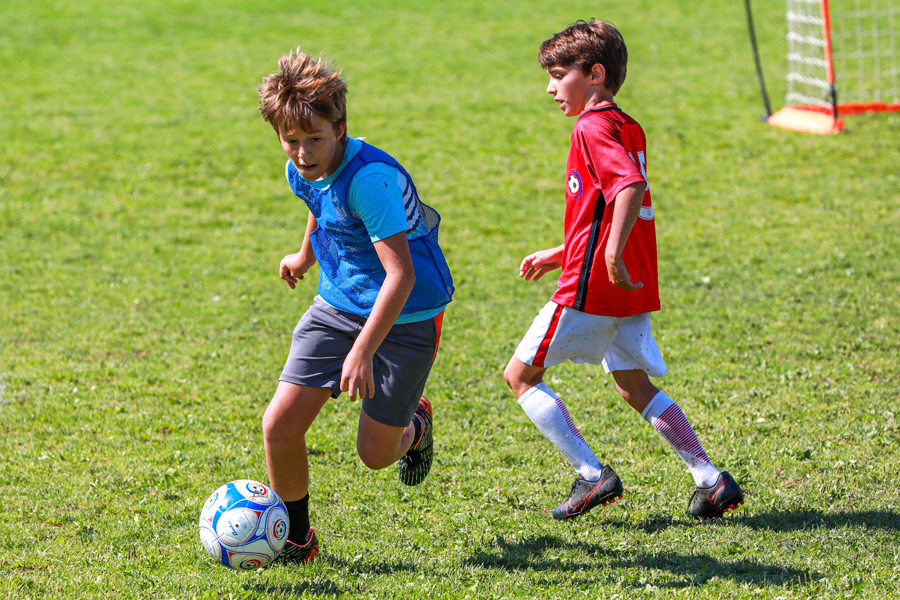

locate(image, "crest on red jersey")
[[567, 171, 583, 200]]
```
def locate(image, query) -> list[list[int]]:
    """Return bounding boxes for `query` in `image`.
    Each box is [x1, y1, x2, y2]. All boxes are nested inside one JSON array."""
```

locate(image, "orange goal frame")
[[767, 0, 900, 134]]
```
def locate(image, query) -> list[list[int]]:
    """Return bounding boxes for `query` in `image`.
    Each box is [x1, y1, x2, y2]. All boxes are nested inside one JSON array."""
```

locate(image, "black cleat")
[[688, 471, 744, 520], [278, 527, 319, 564], [398, 397, 433, 486], [552, 465, 624, 520]]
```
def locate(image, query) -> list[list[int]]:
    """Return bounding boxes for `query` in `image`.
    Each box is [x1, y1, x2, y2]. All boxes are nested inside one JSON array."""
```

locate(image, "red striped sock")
[[642, 391, 720, 487]]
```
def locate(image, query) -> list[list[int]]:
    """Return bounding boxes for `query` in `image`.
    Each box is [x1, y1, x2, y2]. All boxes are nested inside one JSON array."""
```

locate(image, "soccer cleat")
[[398, 397, 433, 486], [687, 471, 745, 520], [277, 527, 319, 564], [552, 464, 625, 520]]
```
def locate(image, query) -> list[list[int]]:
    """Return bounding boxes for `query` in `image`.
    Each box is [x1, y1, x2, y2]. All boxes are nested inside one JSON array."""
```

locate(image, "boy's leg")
[[262, 380, 330, 560], [506, 302, 627, 519], [263, 381, 331, 499], [503, 356, 624, 519], [505, 356, 623, 520], [612, 369, 721, 486], [353, 312, 441, 486], [504, 356, 604, 481], [613, 369, 743, 518], [356, 409, 416, 469], [603, 314, 743, 518], [357, 396, 434, 486]]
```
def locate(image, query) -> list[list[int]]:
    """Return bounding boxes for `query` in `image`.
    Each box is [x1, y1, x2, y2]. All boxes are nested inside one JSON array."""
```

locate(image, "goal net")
[[769, 0, 900, 133]]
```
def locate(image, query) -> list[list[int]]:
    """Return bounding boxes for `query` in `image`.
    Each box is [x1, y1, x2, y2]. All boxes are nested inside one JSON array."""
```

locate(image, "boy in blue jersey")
[[257, 49, 454, 564]]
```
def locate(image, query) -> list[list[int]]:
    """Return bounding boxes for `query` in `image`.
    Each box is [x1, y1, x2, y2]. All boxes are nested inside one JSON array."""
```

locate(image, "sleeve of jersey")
[[576, 118, 646, 206], [347, 163, 409, 243]]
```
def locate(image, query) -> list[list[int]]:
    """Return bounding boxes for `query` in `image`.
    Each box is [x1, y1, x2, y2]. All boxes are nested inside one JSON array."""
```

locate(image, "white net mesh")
[[785, 0, 832, 108], [832, 0, 900, 104], [784, 0, 900, 109]]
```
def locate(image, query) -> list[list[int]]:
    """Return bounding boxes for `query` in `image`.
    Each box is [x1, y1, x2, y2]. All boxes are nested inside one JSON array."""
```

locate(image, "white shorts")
[[514, 301, 667, 376]]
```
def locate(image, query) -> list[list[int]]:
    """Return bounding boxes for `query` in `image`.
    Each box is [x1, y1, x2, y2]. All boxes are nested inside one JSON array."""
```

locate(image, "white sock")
[[642, 391, 720, 487], [517, 383, 604, 481]]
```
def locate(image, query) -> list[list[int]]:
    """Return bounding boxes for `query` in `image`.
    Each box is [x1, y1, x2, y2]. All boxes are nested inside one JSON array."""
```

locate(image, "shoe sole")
[[577, 492, 624, 518], [555, 486, 625, 520]]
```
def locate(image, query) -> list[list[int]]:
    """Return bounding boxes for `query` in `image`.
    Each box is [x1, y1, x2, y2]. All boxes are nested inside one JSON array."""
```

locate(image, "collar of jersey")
[[577, 103, 619, 121]]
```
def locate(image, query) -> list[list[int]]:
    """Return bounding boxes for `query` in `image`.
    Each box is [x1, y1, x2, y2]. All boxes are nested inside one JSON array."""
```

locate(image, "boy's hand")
[[520, 246, 564, 281], [279, 252, 316, 289], [605, 253, 643, 291], [340, 348, 375, 402]]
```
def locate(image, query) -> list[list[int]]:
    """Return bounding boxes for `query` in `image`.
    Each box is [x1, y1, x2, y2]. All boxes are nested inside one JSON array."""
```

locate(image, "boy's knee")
[[503, 358, 531, 389], [502, 361, 519, 390], [356, 442, 391, 471], [504, 358, 544, 398], [262, 406, 304, 448], [261, 407, 278, 440]]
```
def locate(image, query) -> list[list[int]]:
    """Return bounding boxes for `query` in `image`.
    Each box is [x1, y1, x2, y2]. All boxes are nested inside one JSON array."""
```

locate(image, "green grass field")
[[2, 0, 899, 598]]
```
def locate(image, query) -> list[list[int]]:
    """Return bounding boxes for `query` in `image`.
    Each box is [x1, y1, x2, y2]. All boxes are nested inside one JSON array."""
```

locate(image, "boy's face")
[[279, 113, 346, 181], [545, 65, 604, 117]]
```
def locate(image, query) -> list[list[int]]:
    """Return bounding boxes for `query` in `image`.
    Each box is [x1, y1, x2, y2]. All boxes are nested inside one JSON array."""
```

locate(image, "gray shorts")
[[280, 296, 444, 427]]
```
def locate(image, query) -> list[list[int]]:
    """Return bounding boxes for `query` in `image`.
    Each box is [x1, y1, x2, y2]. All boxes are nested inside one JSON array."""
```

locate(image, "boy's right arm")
[[519, 245, 565, 281], [604, 182, 647, 292], [279, 210, 318, 289]]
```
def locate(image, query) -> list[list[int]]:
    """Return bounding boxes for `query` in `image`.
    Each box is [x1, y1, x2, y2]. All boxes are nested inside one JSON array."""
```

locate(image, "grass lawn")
[[1, 0, 898, 598]]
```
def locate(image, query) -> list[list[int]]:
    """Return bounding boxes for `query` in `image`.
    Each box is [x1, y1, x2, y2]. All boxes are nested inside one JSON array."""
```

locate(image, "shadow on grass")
[[740, 509, 900, 532], [465, 535, 815, 588], [243, 579, 344, 597], [608, 508, 900, 535]]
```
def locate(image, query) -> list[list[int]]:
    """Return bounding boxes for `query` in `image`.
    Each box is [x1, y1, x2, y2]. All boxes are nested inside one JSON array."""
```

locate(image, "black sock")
[[284, 494, 310, 544]]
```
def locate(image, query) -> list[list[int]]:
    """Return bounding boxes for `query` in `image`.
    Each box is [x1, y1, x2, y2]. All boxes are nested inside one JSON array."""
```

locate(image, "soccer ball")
[[198, 479, 289, 570]]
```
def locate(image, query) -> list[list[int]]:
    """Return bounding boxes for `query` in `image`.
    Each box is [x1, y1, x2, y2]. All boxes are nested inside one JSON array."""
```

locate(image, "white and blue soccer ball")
[[198, 479, 289, 570]]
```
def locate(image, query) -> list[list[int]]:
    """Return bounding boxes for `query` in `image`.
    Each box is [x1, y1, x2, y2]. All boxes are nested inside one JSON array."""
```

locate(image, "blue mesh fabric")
[[287, 142, 454, 317]]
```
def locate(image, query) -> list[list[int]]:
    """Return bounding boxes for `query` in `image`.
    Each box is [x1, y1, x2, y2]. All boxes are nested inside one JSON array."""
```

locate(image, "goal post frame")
[[755, 0, 900, 134]]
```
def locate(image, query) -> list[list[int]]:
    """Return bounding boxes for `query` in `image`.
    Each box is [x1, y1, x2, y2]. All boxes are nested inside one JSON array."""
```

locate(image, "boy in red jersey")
[[504, 20, 743, 521]]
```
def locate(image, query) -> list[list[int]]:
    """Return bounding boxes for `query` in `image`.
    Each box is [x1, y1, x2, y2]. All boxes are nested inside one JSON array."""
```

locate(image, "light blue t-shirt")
[[305, 138, 408, 243], [296, 137, 445, 324]]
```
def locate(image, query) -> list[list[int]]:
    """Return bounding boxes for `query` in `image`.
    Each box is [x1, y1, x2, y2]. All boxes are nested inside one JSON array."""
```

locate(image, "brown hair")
[[538, 20, 628, 95], [258, 49, 347, 138]]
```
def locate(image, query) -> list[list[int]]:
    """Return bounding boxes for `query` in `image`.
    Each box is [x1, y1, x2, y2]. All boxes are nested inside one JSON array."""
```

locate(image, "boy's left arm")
[[605, 182, 648, 291], [340, 231, 415, 401]]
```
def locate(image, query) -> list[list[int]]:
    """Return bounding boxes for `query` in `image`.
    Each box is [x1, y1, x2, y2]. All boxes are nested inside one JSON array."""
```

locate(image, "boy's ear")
[[590, 64, 606, 86]]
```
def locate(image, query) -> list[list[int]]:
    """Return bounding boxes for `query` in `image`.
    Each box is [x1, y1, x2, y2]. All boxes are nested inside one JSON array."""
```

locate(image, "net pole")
[[744, 0, 773, 118], [820, 0, 840, 119]]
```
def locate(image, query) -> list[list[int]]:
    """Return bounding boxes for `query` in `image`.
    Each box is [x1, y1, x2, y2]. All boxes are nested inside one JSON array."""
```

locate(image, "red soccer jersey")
[[551, 104, 660, 317]]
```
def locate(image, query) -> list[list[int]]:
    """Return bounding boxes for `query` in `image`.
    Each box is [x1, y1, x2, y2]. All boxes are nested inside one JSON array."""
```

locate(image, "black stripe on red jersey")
[[572, 190, 605, 311]]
